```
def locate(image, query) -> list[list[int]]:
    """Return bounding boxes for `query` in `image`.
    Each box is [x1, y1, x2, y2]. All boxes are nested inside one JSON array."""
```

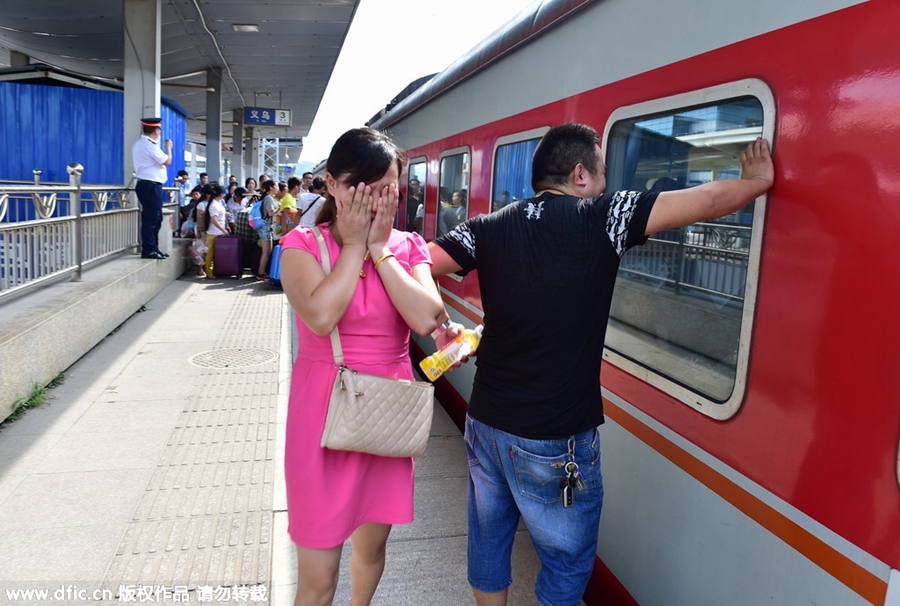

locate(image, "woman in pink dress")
[[279, 128, 444, 606]]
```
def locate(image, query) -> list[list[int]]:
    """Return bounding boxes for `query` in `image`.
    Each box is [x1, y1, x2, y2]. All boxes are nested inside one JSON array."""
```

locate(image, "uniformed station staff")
[[132, 117, 173, 259]]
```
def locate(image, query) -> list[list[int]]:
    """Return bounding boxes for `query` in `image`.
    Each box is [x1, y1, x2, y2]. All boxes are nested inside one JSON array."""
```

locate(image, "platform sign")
[[244, 107, 292, 126]]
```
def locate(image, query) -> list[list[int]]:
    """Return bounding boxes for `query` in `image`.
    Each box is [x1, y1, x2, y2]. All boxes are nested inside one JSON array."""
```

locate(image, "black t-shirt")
[[433, 190, 657, 439]]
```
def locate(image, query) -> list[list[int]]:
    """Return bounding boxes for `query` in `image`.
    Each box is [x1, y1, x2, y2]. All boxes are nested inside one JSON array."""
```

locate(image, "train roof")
[[370, 0, 593, 131]]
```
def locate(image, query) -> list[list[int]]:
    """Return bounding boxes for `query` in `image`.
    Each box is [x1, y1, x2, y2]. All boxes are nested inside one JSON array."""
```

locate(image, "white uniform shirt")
[[132, 135, 169, 183]]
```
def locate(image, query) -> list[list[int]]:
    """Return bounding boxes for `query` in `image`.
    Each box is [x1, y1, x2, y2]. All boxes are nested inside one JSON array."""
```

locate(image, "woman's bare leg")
[[294, 544, 342, 606], [348, 523, 392, 606], [259, 239, 272, 277]]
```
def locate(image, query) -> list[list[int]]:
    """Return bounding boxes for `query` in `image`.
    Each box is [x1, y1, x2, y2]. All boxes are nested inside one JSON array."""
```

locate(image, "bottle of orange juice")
[[419, 325, 483, 382]]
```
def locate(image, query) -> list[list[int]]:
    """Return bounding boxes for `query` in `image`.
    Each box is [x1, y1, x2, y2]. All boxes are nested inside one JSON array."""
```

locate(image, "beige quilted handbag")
[[312, 227, 434, 458]]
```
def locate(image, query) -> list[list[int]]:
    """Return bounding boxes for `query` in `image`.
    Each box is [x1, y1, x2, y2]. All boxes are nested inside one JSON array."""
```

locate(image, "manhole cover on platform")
[[189, 348, 277, 368]]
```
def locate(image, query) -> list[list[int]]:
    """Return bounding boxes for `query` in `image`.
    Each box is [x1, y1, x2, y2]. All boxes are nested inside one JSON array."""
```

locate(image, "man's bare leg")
[[474, 588, 508, 606]]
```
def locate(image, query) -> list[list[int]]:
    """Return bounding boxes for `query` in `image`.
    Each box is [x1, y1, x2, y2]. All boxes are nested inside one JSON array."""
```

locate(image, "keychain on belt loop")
[[560, 438, 586, 508], [566, 439, 586, 491]]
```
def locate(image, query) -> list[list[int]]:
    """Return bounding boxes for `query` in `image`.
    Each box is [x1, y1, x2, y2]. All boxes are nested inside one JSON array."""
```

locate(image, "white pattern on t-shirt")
[[606, 191, 642, 257], [445, 222, 476, 258]]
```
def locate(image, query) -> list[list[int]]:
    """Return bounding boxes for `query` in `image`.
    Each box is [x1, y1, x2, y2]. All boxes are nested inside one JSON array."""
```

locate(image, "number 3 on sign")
[[275, 110, 292, 126]]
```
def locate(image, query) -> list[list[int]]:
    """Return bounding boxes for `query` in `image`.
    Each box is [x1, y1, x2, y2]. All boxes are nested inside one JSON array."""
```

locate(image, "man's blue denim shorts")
[[464, 414, 603, 606]]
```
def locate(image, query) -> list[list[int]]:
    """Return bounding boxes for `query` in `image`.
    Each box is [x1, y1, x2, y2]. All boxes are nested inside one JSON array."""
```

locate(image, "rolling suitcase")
[[269, 244, 283, 288], [213, 236, 243, 278]]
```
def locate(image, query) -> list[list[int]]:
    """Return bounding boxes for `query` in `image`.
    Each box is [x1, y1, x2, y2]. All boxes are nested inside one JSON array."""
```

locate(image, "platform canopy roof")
[[0, 0, 362, 141]]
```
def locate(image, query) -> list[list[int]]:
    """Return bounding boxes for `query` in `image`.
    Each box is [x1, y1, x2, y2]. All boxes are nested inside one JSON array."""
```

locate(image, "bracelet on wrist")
[[373, 252, 395, 270], [431, 319, 452, 340]]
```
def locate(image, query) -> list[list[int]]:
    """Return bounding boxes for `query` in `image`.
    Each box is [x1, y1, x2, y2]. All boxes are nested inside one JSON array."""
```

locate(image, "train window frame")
[[405, 157, 426, 236], [489, 127, 549, 213], [600, 78, 776, 420], [436, 146, 471, 240]]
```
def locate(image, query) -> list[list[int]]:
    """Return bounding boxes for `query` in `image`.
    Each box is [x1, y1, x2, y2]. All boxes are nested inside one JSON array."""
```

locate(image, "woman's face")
[[327, 163, 400, 206], [247, 179, 256, 191]]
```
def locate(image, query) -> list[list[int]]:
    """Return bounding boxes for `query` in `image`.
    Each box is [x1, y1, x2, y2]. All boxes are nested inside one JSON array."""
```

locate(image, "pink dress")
[[281, 224, 432, 548]]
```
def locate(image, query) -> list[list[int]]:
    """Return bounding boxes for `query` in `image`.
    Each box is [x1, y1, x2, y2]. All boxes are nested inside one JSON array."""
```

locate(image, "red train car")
[[371, 0, 900, 604]]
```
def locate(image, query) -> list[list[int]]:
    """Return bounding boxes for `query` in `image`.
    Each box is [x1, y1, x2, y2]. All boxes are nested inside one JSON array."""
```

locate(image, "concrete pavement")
[[0, 267, 547, 606]]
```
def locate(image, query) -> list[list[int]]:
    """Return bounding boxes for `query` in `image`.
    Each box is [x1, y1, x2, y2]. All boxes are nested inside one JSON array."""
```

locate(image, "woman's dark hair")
[[531, 123, 601, 191], [317, 128, 404, 225], [245, 177, 256, 189], [261, 179, 279, 195]]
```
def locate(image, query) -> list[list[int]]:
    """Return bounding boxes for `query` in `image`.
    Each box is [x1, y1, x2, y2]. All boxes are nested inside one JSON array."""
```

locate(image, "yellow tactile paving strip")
[[100, 281, 283, 603]]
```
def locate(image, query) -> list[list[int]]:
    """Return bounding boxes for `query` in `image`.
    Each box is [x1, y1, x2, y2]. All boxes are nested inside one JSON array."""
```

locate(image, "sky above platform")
[[298, 0, 539, 165]]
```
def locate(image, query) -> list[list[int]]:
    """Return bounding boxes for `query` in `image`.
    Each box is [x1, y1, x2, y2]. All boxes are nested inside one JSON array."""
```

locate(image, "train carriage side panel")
[[385, 0, 900, 603]]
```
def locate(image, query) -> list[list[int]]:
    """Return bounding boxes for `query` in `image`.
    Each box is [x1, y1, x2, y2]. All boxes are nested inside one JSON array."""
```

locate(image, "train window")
[[601, 79, 775, 419], [490, 129, 547, 212], [406, 159, 426, 236], [437, 149, 470, 237]]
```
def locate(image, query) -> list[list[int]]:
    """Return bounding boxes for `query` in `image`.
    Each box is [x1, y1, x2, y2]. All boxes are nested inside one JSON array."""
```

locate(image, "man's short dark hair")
[[531, 123, 601, 191], [312, 176, 326, 191], [199, 172, 208, 178], [287, 176, 301, 190], [177, 170, 189, 178]]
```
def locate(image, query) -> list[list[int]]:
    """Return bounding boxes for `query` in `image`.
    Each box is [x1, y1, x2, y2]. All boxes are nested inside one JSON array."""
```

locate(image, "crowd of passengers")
[[407, 183, 471, 238], [175, 170, 328, 281]]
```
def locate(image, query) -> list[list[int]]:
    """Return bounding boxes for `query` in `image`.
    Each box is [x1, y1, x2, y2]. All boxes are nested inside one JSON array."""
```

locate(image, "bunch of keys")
[[559, 461, 586, 508]]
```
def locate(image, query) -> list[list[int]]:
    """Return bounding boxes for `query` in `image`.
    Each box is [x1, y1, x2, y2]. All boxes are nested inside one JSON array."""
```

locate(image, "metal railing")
[[619, 221, 752, 304], [0, 167, 177, 302]]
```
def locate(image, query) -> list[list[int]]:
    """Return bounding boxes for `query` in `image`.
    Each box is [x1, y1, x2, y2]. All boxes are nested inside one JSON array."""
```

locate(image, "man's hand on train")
[[740, 137, 774, 188]]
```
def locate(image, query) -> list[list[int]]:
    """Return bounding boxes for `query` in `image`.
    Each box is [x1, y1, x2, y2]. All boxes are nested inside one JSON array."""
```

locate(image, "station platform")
[[0, 263, 549, 605]]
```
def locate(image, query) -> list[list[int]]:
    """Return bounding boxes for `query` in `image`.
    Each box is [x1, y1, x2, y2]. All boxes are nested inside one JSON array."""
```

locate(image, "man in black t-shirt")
[[429, 123, 774, 606]]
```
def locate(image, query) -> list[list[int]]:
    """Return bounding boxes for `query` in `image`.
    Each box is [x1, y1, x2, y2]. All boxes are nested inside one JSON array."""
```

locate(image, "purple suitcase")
[[213, 236, 244, 278]]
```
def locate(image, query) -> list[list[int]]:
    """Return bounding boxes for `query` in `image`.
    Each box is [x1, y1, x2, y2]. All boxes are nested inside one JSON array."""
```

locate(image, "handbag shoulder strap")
[[312, 226, 344, 367]]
